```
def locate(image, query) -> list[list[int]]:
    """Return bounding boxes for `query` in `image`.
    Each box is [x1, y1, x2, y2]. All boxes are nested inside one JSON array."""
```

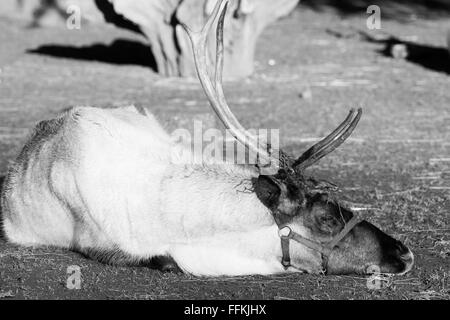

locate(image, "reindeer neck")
[[161, 163, 276, 237]]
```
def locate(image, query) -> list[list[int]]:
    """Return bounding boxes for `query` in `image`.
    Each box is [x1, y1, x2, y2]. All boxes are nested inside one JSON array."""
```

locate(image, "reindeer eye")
[[319, 215, 336, 225]]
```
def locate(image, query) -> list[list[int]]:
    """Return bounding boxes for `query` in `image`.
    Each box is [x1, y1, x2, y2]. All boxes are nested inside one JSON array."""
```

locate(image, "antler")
[[181, 0, 362, 175], [292, 108, 362, 172], [180, 0, 274, 167]]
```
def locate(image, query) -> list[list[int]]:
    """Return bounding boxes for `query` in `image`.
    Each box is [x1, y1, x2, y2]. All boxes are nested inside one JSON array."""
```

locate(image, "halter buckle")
[[278, 226, 292, 238]]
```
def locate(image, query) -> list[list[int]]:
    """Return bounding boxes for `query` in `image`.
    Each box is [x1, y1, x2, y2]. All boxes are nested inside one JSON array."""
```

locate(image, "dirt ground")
[[0, 5, 449, 300]]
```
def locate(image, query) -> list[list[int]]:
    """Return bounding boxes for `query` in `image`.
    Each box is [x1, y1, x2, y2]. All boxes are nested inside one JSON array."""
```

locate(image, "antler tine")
[[292, 109, 356, 167], [214, 4, 232, 115], [215, 4, 226, 92], [213, 1, 246, 134], [180, 0, 273, 167], [293, 108, 362, 171]]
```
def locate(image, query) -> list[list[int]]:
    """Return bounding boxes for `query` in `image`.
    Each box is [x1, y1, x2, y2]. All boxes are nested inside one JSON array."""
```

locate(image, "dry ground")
[[0, 5, 449, 299]]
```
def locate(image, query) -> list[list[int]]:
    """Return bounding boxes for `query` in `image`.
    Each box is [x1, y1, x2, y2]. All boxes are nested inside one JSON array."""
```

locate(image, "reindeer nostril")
[[398, 248, 414, 275], [400, 250, 413, 263], [395, 241, 409, 256]]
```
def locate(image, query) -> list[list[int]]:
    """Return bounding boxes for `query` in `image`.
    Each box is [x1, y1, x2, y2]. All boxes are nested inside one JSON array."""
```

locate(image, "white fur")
[[1, 106, 320, 276]]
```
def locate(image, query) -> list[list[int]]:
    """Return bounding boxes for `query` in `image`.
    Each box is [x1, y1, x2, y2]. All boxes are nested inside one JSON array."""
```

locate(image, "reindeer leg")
[[146, 255, 182, 273]]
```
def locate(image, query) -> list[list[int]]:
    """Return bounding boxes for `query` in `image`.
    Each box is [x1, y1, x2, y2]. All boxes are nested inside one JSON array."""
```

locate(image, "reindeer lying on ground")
[[1, 0, 413, 276]]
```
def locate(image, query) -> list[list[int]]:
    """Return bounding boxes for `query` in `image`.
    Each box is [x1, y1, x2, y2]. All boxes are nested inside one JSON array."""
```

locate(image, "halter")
[[277, 213, 361, 273]]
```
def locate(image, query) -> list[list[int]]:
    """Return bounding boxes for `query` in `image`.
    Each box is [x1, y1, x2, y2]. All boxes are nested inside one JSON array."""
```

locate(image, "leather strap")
[[281, 237, 291, 268], [326, 214, 361, 249], [278, 213, 361, 271]]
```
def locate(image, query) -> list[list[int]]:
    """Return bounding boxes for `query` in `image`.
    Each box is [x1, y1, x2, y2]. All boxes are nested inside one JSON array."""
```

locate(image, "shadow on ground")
[[360, 32, 450, 75], [25, 0, 143, 34], [300, 0, 450, 20], [94, 0, 143, 35], [0, 175, 5, 241], [27, 39, 158, 71]]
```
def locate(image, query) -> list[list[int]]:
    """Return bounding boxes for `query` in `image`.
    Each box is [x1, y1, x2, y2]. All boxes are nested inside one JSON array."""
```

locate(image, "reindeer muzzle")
[[278, 213, 362, 273]]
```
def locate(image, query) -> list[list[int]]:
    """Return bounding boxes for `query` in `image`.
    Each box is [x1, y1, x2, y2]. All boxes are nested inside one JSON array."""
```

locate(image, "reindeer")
[[1, 0, 413, 277]]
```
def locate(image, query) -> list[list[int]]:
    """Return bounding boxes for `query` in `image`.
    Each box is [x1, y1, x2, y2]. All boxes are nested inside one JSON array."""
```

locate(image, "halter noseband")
[[277, 213, 361, 273]]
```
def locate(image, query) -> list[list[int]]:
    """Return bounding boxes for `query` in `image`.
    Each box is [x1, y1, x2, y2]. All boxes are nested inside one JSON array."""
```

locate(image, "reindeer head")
[[181, 0, 413, 275], [254, 171, 413, 275]]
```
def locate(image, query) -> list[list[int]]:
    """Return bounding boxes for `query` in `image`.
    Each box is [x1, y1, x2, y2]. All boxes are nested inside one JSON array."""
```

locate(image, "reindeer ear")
[[254, 175, 283, 210], [255, 175, 302, 225]]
